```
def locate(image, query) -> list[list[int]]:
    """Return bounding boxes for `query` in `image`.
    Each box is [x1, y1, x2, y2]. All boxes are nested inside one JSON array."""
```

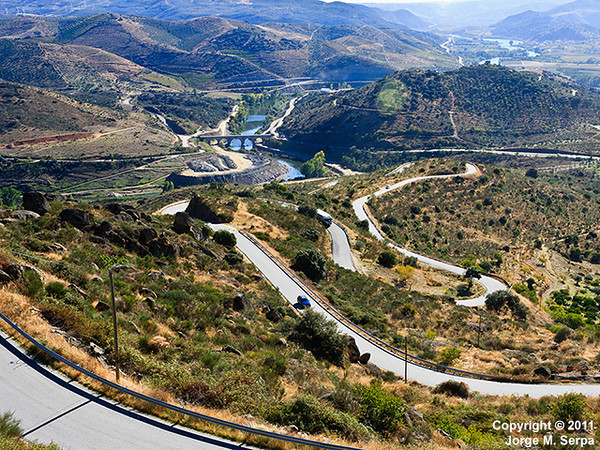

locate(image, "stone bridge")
[[195, 134, 273, 147]]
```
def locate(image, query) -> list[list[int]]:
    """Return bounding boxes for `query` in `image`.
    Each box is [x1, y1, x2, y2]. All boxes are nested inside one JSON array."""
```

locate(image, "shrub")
[[554, 326, 573, 343], [298, 205, 317, 218], [377, 251, 397, 268], [45, 282, 67, 299], [301, 228, 320, 242], [0, 411, 23, 438], [266, 395, 368, 441], [213, 230, 236, 248], [355, 380, 406, 436], [224, 251, 244, 266], [437, 347, 462, 366], [356, 219, 369, 230], [551, 393, 587, 423], [290, 309, 348, 366], [23, 270, 43, 298], [404, 256, 419, 268], [293, 248, 326, 281], [433, 380, 469, 399], [485, 290, 528, 320]]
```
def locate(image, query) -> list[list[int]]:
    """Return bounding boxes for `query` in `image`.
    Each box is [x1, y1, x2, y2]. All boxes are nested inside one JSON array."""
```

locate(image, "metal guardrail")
[[238, 230, 514, 383], [0, 314, 361, 450]]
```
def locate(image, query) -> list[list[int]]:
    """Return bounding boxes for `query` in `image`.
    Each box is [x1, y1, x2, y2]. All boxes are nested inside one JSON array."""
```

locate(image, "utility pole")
[[108, 265, 135, 384], [404, 336, 408, 384], [109, 270, 120, 383]]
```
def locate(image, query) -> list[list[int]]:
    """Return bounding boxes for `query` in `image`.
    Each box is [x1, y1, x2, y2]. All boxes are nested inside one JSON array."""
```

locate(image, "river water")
[[232, 114, 304, 181]]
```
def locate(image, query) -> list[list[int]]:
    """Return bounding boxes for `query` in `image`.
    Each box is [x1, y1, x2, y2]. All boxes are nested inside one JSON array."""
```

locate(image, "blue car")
[[295, 295, 312, 309]]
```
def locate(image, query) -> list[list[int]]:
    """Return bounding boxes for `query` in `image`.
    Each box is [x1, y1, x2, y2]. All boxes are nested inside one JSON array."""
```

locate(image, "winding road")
[[352, 163, 506, 307], [160, 186, 600, 396]]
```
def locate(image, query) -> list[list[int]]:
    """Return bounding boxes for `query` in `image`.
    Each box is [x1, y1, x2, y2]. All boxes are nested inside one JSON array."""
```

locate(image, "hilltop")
[[279, 65, 600, 164]]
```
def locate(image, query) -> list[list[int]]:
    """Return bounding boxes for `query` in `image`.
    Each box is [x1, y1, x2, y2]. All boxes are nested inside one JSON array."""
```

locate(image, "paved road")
[[159, 200, 356, 271], [208, 226, 600, 397], [0, 331, 251, 450], [328, 222, 355, 271], [160, 185, 600, 396], [353, 163, 505, 307]]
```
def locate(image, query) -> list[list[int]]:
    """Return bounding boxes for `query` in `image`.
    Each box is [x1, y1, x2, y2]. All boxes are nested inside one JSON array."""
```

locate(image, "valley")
[[3, 1, 600, 449]]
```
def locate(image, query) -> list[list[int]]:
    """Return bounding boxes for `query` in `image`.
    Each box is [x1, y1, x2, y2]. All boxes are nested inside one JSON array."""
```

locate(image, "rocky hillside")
[[280, 65, 600, 163]]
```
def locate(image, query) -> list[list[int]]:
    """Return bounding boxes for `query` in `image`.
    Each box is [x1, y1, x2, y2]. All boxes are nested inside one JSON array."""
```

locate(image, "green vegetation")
[[0, 412, 59, 449], [0, 187, 20, 208], [290, 310, 348, 366], [300, 151, 327, 178], [281, 65, 600, 166], [293, 248, 327, 281]]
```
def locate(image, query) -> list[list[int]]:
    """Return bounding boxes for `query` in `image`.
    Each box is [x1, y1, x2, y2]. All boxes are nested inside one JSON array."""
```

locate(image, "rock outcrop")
[[185, 193, 235, 224], [23, 192, 50, 215]]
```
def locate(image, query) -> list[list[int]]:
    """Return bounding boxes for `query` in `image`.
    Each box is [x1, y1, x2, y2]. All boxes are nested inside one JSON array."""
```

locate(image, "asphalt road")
[[352, 163, 505, 307], [0, 330, 251, 450], [159, 200, 356, 271], [208, 225, 600, 397], [160, 178, 600, 396], [328, 222, 355, 271]]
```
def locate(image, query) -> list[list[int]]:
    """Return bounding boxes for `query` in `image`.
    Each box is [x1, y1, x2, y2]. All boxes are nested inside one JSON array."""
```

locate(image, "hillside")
[[490, 0, 600, 41], [0, 14, 456, 89], [0, 38, 185, 93], [0, 81, 179, 158], [279, 65, 600, 163]]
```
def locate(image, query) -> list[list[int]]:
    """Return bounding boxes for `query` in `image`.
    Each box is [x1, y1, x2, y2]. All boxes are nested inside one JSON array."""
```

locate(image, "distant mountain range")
[[0, 0, 425, 29], [0, 14, 456, 90], [366, 0, 569, 27], [491, 0, 600, 41]]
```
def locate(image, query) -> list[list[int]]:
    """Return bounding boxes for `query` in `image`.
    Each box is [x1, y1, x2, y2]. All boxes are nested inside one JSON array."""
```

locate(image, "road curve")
[[352, 163, 506, 307], [160, 186, 600, 395], [208, 225, 600, 397], [159, 200, 356, 271], [0, 330, 253, 450]]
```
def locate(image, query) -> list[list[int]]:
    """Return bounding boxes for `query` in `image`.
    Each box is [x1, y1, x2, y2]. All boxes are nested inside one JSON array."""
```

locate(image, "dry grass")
[[0, 286, 389, 450]]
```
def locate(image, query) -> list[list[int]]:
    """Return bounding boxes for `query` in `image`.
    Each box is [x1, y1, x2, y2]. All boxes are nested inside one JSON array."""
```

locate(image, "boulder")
[[23, 192, 50, 215], [90, 276, 104, 283], [232, 291, 252, 311], [90, 342, 105, 356], [364, 362, 384, 379], [47, 243, 67, 253], [148, 270, 165, 281], [139, 288, 157, 299], [221, 345, 242, 356], [185, 193, 234, 223], [143, 297, 156, 310], [68, 284, 88, 298], [12, 210, 40, 221], [122, 209, 141, 221], [347, 337, 361, 363], [533, 366, 552, 378], [138, 227, 158, 245], [173, 211, 195, 234], [148, 335, 171, 351], [5, 264, 41, 281], [265, 306, 283, 322], [59, 208, 95, 229], [359, 353, 371, 365], [148, 237, 181, 258], [575, 361, 589, 373], [94, 300, 111, 312], [0, 270, 12, 283]]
